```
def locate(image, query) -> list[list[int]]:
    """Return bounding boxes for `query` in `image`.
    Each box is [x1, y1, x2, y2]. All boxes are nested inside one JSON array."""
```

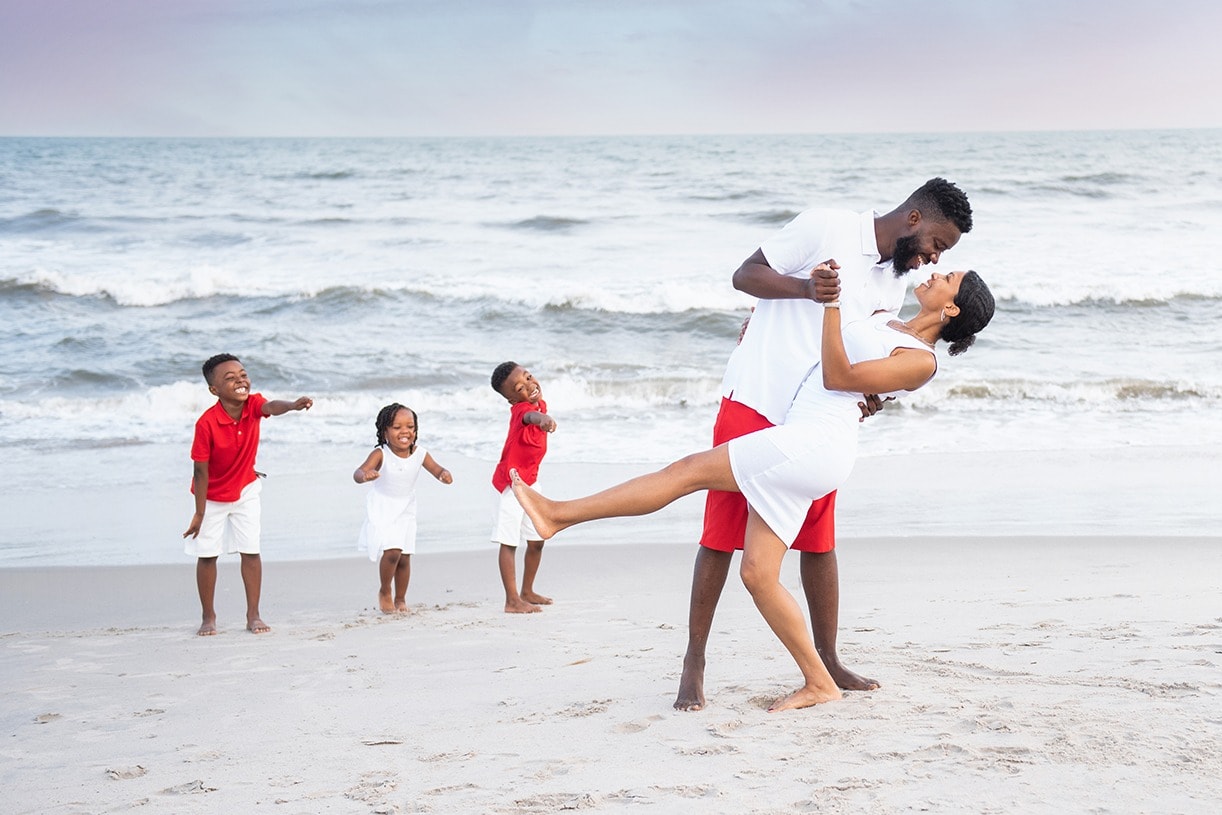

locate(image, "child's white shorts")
[[185, 479, 263, 558], [491, 485, 540, 548]]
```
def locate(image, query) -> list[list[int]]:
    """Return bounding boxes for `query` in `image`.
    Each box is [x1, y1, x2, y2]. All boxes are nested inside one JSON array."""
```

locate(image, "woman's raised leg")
[[511, 445, 738, 540], [738, 509, 842, 712]]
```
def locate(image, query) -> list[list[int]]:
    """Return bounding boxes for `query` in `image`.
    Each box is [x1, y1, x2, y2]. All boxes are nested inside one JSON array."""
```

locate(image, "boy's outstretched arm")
[[423, 453, 453, 484], [522, 411, 557, 432], [263, 396, 313, 416], [183, 460, 209, 538]]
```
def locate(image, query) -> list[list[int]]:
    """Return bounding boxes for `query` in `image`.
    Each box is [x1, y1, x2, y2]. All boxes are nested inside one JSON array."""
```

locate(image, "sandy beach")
[[3, 531, 1220, 814]]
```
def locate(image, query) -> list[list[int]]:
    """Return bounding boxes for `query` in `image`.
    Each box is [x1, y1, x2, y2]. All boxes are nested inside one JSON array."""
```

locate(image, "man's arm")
[[732, 249, 841, 303]]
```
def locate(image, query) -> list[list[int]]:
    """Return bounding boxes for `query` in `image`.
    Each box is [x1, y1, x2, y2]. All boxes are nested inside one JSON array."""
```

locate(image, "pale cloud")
[[0, 0, 1218, 136]]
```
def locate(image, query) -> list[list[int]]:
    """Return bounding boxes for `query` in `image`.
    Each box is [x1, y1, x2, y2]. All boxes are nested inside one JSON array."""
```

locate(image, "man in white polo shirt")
[[676, 178, 974, 711]]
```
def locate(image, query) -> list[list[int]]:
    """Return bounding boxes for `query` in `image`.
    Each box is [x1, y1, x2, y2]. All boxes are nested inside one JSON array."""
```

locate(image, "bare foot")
[[508, 469, 560, 539], [247, 617, 271, 634], [521, 591, 552, 605], [674, 655, 706, 711], [505, 598, 542, 614], [767, 684, 842, 713], [394, 600, 410, 614], [827, 661, 880, 692], [196, 619, 218, 637], [378, 590, 395, 614]]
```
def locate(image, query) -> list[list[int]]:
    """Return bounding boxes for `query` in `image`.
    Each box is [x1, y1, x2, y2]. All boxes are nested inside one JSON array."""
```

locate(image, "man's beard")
[[891, 235, 919, 277]]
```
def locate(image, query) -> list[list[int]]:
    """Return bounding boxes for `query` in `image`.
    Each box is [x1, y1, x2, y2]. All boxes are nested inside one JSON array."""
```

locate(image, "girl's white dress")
[[358, 445, 428, 560], [728, 312, 936, 546]]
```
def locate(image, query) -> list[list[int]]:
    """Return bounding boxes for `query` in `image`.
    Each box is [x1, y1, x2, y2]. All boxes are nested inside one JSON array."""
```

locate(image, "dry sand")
[[3, 535, 1220, 814]]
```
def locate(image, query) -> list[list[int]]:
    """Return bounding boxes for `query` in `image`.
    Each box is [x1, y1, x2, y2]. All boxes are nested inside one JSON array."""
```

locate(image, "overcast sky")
[[2, 0, 1220, 137]]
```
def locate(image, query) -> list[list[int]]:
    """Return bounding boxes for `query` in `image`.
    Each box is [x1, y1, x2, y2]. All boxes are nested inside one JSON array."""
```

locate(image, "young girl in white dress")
[[354, 403, 453, 613], [511, 264, 995, 711]]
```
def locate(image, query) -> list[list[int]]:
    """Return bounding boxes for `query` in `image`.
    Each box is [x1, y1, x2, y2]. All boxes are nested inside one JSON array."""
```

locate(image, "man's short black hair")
[[490, 361, 519, 395], [906, 177, 973, 234], [202, 353, 240, 385]]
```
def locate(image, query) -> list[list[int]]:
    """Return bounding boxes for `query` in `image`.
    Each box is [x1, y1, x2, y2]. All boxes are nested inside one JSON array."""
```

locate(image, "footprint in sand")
[[612, 714, 664, 734], [106, 766, 147, 780], [33, 713, 61, 724]]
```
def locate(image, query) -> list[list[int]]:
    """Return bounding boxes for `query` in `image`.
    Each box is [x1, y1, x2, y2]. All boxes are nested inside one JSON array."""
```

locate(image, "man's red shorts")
[[699, 397, 836, 553]]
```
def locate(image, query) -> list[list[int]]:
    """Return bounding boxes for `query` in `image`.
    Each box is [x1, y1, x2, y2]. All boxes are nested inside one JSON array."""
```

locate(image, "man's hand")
[[856, 394, 895, 423], [805, 259, 841, 303]]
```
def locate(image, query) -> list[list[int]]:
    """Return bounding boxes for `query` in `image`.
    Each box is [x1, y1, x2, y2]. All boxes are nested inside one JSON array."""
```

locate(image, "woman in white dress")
[[511, 263, 995, 711]]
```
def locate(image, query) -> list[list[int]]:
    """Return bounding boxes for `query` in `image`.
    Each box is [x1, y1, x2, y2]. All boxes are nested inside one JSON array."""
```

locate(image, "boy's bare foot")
[[394, 600, 410, 614], [508, 469, 559, 540], [521, 591, 552, 605], [197, 619, 218, 637], [378, 590, 395, 613], [827, 661, 880, 692], [247, 617, 271, 634], [505, 598, 542, 614], [767, 684, 842, 713], [674, 657, 706, 711]]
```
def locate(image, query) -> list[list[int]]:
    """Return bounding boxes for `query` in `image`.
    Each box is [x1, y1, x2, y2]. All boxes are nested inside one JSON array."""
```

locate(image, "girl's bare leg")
[[378, 550, 400, 613], [511, 446, 738, 540], [739, 510, 842, 712], [393, 553, 411, 613]]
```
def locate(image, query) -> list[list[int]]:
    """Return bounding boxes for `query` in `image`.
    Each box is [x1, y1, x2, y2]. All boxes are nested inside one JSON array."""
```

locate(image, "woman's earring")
[[940, 308, 947, 322]]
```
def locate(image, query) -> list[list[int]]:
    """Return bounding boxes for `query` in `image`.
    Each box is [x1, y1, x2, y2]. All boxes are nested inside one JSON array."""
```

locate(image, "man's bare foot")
[[505, 598, 542, 614], [196, 619, 218, 637], [674, 658, 706, 711], [521, 591, 552, 605], [767, 684, 842, 712], [394, 600, 410, 614], [827, 661, 880, 692], [379, 590, 395, 614], [247, 617, 271, 634], [508, 469, 560, 539]]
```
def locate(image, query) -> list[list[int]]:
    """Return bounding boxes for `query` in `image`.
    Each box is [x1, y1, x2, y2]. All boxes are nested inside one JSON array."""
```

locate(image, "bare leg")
[[378, 549, 400, 613], [520, 540, 552, 605], [801, 550, 878, 691], [394, 553, 411, 613], [240, 552, 270, 633], [511, 446, 739, 540], [675, 546, 733, 711], [196, 556, 218, 636], [499, 544, 540, 614], [739, 511, 841, 712]]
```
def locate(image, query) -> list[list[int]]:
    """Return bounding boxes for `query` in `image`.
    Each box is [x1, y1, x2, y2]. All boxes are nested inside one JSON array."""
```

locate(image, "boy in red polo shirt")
[[182, 353, 313, 636], [489, 361, 556, 614]]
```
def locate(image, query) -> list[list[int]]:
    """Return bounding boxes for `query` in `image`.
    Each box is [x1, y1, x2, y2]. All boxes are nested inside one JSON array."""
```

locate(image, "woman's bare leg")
[[511, 446, 738, 540], [738, 510, 842, 712]]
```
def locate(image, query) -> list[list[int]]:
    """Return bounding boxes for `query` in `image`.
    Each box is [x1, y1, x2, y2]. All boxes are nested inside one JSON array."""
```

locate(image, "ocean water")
[[2, 131, 1221, 564]]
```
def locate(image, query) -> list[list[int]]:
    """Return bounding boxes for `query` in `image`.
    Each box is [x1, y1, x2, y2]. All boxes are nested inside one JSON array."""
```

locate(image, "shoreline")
[[3, 537, 1219, 813]]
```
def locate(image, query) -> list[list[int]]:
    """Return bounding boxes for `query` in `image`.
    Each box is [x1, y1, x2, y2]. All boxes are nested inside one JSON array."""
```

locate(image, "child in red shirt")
[[490, 361, 556, 614], [182, 353, 312, 636]]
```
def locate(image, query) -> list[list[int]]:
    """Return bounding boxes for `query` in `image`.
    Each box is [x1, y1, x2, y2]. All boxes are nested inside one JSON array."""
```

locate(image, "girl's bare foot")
[[767, 684, 842, 712], [521, 591, 552, 605], [247, 617, 271, 634], [394, 600, 410, 614], [508, 469, 559, 539], [505, 598, 542, 614], [197, 619, 218, 637], [378, 590, 395, 613]]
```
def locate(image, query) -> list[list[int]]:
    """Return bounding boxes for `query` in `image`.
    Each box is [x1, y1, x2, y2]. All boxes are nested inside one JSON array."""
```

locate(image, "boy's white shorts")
[[491, 485, 540, 548], [185, 479, 263, 558]]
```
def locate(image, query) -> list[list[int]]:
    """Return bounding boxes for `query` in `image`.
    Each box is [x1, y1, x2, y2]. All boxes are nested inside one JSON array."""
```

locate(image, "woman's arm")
[[821, 305, 936, 395]]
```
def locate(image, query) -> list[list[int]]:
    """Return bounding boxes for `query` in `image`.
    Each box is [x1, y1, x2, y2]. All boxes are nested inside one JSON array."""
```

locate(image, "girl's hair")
[[940, 270, 995, 356], [374, 403, 418, 450]]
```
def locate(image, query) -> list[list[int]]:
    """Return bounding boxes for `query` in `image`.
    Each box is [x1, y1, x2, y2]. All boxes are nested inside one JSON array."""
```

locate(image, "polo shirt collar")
[[860, 210, 882, 261]]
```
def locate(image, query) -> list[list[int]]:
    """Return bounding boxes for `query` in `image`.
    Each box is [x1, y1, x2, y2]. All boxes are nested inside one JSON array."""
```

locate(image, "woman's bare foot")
[[247, 617, 271, 634], [521, 591, 552, 605], [505, 598, 542, 614], [674, 657, 706, 711], [508, 469, 560, 539], [767, 684, 842, 713], [394, 600, 410, 614], [378, 590, 395, 613], [197, 618, 218, 637]]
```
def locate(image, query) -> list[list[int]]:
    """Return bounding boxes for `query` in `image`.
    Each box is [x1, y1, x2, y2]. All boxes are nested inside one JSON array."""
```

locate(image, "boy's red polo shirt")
[[492, 399, 548, 492], [191, 392, 268, 502]]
